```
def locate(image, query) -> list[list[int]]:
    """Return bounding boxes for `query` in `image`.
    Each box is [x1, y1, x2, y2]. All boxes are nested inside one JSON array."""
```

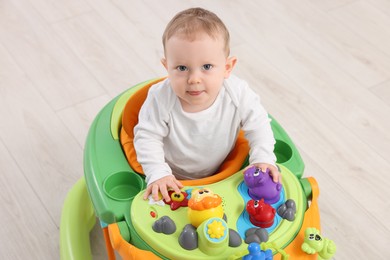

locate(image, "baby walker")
[[60, 78, 335, 259]]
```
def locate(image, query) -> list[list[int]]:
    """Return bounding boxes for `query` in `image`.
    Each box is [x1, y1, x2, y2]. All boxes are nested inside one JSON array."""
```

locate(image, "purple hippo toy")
[[243, 166, 282, 204]]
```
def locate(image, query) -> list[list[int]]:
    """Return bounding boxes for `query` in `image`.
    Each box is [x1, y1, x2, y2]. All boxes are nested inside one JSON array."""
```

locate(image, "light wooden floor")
[[1, 0, 389, 259]]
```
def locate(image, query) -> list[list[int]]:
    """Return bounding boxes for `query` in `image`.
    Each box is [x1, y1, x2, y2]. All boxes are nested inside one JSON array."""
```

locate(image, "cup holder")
[[274, 139, 293, 164], [103, 171, 144, 201]]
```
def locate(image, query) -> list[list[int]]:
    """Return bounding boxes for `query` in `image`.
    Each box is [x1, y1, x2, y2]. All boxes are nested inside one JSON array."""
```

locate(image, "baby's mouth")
[[187, 91, 204, 96]]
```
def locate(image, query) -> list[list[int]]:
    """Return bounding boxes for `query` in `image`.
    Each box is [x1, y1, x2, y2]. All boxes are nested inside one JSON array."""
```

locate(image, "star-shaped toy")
[[164, 190, 189, 210]]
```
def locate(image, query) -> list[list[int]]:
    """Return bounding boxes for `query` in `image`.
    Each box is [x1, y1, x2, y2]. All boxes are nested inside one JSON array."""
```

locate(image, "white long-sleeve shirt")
[[133, 75, 276, 185]]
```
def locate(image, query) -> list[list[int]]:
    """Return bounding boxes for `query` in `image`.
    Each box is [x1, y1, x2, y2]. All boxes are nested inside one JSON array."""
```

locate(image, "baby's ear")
[[224, 56, 237, 78], [161, 58, 168, 70]]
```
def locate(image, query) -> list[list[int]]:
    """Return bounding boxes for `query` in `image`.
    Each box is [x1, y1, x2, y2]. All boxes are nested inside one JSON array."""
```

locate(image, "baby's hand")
[[143, 175, 184, 202], [251, 163, 281, 183]]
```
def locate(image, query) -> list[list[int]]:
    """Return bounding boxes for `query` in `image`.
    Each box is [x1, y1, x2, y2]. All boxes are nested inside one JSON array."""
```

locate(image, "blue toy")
[[243, 243, 273, 260]]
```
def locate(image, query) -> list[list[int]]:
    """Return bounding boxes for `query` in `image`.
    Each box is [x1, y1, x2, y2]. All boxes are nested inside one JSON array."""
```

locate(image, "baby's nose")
[[188, 71, 201, 84]]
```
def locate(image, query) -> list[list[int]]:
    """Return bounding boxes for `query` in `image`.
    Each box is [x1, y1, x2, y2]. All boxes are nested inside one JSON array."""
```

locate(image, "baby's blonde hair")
[[162, 7, 230, 56]]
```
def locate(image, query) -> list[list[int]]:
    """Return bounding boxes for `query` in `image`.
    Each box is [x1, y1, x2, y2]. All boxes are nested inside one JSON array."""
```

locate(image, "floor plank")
[[0, 43, 83, 225], [302, 151, 390, 259], [51, 11, 156, 97], [310, 0, 357, 12], [57, 94, 111, 147], [265, 0, 390, 88], [227, 5, 390, 161], [370, 80, 390, 106], [0, 0, 105, 111], [27, 0, 91, 23], [367, 0, 390, 13], [86, 0, 166, 76], [329, 0, 390, 57], [0, 140, 59, 259]]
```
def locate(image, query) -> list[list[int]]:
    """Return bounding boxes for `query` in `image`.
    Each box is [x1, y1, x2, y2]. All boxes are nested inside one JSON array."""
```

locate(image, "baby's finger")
[[272, 174, 279, 183], [278, 172, 282, 183], [175, 179, 184, 188], [143, 185, 152, 200], [171, 182, 183, 194], [151, 185, 162, 201], [159, 185, 171, 202], [271, 170, 281, 183]]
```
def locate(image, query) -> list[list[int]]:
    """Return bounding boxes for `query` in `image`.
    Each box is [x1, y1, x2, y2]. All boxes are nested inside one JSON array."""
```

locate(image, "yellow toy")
[[188, 188, 224, 227]]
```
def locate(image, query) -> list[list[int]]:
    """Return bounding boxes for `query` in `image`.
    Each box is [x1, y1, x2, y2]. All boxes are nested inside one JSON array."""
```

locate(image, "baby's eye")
[[202, 64, 213, 70], [177, 65, 188, 71]]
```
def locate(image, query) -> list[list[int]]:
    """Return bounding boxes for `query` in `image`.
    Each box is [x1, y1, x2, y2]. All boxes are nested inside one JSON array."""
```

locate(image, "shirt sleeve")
[[238, 82, 277, 166], [133, 86, 173, 185]]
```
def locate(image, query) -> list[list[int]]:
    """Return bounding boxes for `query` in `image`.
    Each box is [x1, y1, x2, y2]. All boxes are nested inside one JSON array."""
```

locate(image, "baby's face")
[[162, 32, 235, 113]]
